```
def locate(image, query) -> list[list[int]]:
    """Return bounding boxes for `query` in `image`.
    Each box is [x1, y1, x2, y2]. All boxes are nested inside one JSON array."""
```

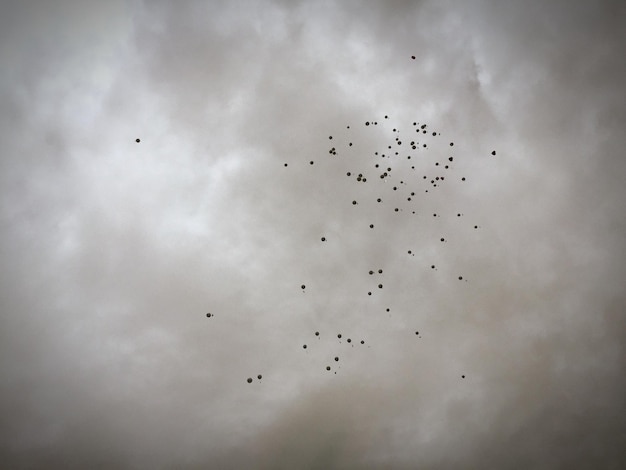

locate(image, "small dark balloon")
[[369, 270, 374, 275], [368, 292, 372, 296], [449, 157, 453, 162], [360, 340, 365, 344], [474, 225, 478, 229], [441, 238, 445, 242], [315, 331, 320, 336], [321, 237, 326, 242], [327, 366, 331, 371], [459, 276, 463, 280], [329, 136, 332, 139], [462, 177, 466, 181], [378, 269, 382, 274], [347, 172, 351, 176], [135, 138, 140, 143], [247, 378, 252, 383], [352, 200, 357, 205], [284, 163, 288, 167], [450, 142, 454, 146], [303, 344, 307, 349], [378, 284, 383, 288], [462, 375, 466, 378], [431, 265, 435, 269], [335, 357, 339, 361], [310, 161, 314, 165], [395, 208, 399, 212], [411, 55, 416, 59], [338, 334, 342, 339], [349, 143, 352, 146], [415, 331, 419, 335], [257, 374, 262, 380], [206, 313, 212, 318], [347, 338, 351, 343], [492, 150, 496, 155], [301, 284, 306, 289], [370, 224, 374, 228], [365, 121, 370, 126]]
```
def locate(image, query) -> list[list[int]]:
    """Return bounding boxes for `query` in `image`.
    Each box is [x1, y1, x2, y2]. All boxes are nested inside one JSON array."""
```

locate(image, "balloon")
[[257, 374, 262, 380], [247, 378, 252, 383], [135, 138, 140, 143]]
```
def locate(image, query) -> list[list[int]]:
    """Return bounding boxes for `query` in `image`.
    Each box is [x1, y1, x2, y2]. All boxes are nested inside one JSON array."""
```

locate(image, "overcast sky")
[[1, 1, 625, 468]]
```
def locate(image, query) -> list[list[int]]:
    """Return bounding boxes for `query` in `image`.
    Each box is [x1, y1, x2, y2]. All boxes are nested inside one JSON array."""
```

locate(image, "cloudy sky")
[[1, 1, 625, 468]]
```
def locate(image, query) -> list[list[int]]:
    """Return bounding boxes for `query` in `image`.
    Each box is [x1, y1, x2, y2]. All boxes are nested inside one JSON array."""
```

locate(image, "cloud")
[[1, 0, 625, 468]]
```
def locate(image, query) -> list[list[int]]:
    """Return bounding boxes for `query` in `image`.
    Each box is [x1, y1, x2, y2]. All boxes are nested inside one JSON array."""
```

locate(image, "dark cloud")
[[1, 0, 625, 468]]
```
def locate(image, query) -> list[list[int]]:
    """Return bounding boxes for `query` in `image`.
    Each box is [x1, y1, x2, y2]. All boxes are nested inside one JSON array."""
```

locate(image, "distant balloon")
[[335, 357, 339, 361], [321, 237, 326, 241], [370, 224, 374, 228], [247, 378, 252, 383], [415, 331, 419, 335], [329, 136, 332, 139], [492, 150, 496, 155], [315, 331, 320, 336], [352, 200, 357, 205], [369, 270, 374, 275], [338, 333, 342, 339], [327, 366, 331, 371], [462, 375, 466, 378], [206, 313, 212, 318], [257, 374, 262, 380], [347, 338, 351, 343], [378, 284, 383, 288], [441, 238, 445, 242], [378, 269, 382, 274], [450, 142, 454, 146], [310, 161, 314, 165], [365, 121, 370, 126], [360, 340, 364, 344], [411, 55, 416, 59], [135, 138, 140, 143], [458, 276, 463, 280], [303, 344, 307, 349], [301, 284, 306, 289]]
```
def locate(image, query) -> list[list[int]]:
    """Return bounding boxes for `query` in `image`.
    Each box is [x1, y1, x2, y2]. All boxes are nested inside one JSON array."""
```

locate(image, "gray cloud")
[[1, 0, 625, 468]]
